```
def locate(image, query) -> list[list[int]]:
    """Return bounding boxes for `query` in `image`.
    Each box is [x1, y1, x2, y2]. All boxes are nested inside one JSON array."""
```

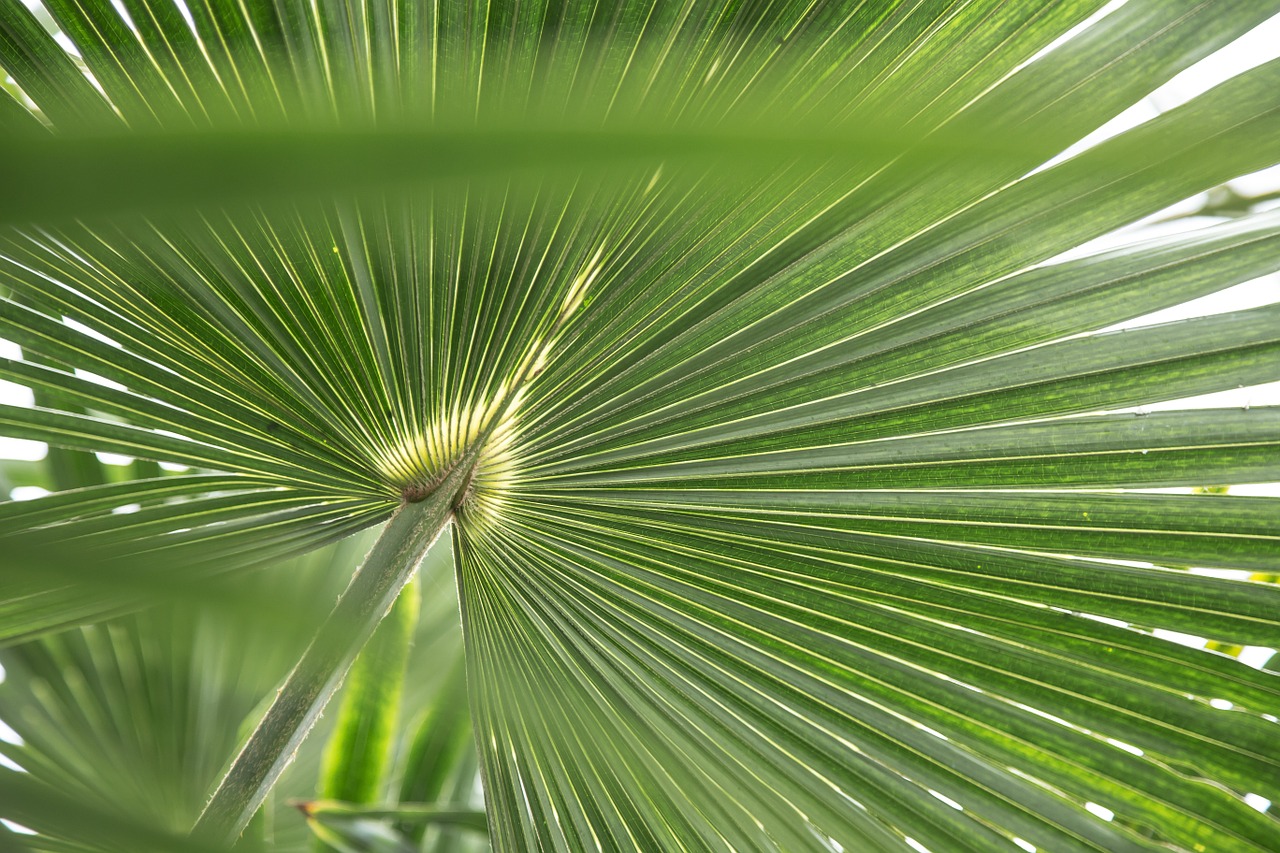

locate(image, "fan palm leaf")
[[0, 1, 1278, 851]]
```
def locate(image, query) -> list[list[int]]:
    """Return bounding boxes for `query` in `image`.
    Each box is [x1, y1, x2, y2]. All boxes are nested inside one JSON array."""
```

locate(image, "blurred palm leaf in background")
[[1, 0, 1279, 851]]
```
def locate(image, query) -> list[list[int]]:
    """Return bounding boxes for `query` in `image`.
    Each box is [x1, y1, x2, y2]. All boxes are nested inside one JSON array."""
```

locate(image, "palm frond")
[[0, 1, 1277, 851]]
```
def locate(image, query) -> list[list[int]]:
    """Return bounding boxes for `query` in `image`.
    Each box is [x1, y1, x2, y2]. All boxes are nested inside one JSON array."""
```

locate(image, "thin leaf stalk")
[[192, 446, 483, 842]]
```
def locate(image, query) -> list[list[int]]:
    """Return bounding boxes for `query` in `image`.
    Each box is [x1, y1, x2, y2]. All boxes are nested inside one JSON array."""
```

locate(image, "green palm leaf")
[[1, 1, 1278, 851]]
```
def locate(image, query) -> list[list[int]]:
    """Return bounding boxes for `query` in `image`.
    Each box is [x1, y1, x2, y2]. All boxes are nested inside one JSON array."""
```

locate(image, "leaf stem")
[[192, 457, 476, 842], [296, 799, 489, 833]]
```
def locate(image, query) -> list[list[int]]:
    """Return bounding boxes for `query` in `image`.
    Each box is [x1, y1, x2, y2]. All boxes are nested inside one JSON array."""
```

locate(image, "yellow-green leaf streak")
[[316, 574, 420, 811]]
